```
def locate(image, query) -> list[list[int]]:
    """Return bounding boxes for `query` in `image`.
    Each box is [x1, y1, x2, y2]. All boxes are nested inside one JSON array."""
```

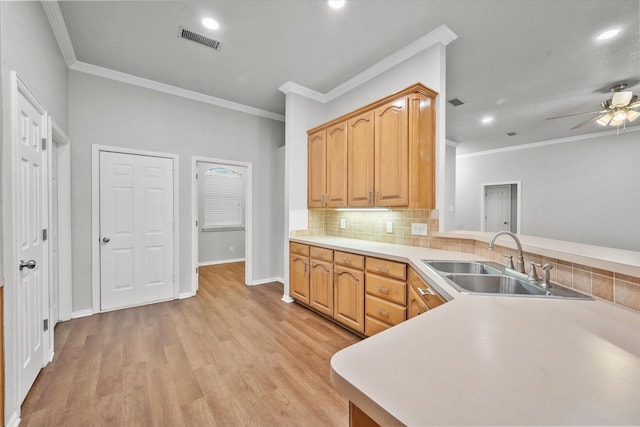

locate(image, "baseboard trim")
[[7, 411, 20, 427], [179, 292, 196, 299], [71, 309, 93, 319], [249, 277, 284, 286], [281, 294, 295, 303], [198, 258, 245, 267]]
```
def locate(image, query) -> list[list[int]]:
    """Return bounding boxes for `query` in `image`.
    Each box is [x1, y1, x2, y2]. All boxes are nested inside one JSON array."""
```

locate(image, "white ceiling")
[[57, 0, 640, 154]]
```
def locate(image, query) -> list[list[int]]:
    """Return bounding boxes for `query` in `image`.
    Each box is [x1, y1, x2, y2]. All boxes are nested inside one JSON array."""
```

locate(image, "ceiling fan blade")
[[571, 114, 606, 130], [595, 112, 613, 126], [627, 110, 640, 122], [628, 102, 640, 110], [546, 110, 605, 120], [611, 91, 633, 107]]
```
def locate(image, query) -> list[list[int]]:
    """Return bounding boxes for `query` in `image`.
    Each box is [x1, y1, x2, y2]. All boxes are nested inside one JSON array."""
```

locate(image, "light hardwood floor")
[[20, 262, 360, 426]]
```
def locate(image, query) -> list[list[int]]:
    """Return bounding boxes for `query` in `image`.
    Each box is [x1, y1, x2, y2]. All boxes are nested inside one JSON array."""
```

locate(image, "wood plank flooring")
[[20, 262, 360, 426]]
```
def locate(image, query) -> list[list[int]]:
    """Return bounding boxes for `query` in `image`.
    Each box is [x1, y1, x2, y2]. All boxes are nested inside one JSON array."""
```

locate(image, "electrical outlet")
[[229, 246, 234, 253], [386, 221, 393, 233], [340, 218, 346, 229], [411, 223, 428, 236]]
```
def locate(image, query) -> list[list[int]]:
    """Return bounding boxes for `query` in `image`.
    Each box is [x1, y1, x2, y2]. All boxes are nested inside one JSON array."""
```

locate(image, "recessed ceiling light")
[[202, 17, 220, 30], [328, 0, 346, 9], [597, 28, 620, 40], [482, 116, 494, 124]]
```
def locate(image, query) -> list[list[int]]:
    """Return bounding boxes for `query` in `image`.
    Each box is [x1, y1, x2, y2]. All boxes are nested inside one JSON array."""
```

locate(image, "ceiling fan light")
[[626, 110, 640, 122], [612, 111, 627, 122], [609, 118, 625, 127]]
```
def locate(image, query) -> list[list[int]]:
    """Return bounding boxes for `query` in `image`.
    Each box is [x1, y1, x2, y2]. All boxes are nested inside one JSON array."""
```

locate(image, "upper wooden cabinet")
[[347, 110, 375, 207], [374, 97, 409, 206], [308, 123, 348, 208], [308, 83, 436, 209]]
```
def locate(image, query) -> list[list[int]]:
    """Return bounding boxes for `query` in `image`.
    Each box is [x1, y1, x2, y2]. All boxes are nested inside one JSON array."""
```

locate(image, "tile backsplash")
[[295, 209, 439, 247]]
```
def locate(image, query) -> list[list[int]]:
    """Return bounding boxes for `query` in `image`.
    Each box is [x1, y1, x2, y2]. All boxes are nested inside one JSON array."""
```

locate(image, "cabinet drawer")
[[365, 295, 406, 326], [310, 246, 333, 261], [408, 267, 446, 309], [365, 273, 406, 305], [290, 242, 309, 256], [365, 315, 391, 336], [334, 251, 365, 269], [366, 257, 406, 280]]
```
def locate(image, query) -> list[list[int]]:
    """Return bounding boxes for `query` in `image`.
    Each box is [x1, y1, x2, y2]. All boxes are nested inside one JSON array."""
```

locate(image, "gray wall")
[[1, 2, 69, 424], [69, 71, 285, 311], [197, 162, 246, 264], [455, 130, 640, 251]]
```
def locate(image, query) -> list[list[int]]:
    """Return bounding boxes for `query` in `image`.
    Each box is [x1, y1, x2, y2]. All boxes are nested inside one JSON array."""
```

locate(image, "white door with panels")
[[99, 152, 175, 311], [485, 184, 512, 232], [16, 82, 49, 404]]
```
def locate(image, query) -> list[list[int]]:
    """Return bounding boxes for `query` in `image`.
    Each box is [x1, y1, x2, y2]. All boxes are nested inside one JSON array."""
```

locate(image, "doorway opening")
[[191, 157, 252, 295], [481, 182, 521, 233]]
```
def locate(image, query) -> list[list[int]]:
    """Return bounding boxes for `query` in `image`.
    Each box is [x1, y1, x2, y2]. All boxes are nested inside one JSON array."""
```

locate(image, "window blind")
[[203, 167, 244, 229]]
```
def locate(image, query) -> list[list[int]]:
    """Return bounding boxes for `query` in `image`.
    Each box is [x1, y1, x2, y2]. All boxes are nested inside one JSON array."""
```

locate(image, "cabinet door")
[[347, 111, 374, 207], [374, 97, 409, 206], [326, 122, 348, 207], [334, 265, 365, 333], [290, 254, 310, 304], [407, 285, 428, 319], [308, 130, 326, 208], [310, 259, 334, 317]]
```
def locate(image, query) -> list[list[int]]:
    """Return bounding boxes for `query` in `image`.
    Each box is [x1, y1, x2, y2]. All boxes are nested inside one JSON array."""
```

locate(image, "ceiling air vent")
[[447, 97, 465, 107], [506, 131, 518, 136], [179, 26, 222, 51]]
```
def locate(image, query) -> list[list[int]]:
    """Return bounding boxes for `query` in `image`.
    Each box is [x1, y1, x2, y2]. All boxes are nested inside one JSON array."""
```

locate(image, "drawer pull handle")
[[417, 287, 436, 297], [377, 265, 389, 272], [377, 286, 390, 294], [343, 257, 351, 264], [377, 309, 389, 317]]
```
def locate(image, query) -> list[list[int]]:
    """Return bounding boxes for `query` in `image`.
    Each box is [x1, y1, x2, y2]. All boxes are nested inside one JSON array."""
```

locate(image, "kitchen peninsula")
[[290, 235, 640, 426]]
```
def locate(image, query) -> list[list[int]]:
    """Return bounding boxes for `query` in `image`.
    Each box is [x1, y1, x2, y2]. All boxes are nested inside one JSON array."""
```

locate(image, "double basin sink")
[[422, 260, 593, 300]]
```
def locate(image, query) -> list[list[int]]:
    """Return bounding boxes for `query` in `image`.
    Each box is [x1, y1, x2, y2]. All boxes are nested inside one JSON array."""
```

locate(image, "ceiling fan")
[[547, 84, 640, 129]]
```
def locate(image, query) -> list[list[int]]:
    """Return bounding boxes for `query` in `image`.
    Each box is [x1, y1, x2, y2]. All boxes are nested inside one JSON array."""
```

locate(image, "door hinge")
[[43, 318, 49, 332], [196, 267, 199, 274], [42, 138, 47, 150], [195, 220, 198, 227], [43, 229, 48, 241], [196, 173, 198, 180]]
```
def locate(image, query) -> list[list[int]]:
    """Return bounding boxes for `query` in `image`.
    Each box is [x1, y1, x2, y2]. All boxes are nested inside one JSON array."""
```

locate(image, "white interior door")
[[16, 84, 48, 403], [485, 185, 512, 232], [99, 151, 174, 311]]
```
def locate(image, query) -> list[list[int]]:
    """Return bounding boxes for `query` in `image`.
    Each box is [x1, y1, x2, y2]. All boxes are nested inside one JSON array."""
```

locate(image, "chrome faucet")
[[488, 231, 525, 273]]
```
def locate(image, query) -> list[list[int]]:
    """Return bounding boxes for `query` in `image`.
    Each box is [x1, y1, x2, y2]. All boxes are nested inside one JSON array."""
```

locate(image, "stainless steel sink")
[[421, 259, 593, 300], [446, 274, 548, 296], [423, 260, 503, 275]]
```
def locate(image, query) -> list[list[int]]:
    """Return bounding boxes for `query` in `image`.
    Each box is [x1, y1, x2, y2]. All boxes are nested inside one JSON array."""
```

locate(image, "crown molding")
[[70, 61, 285, 122], [41, 1, 77, 67], [281, 25, 458, 105], [324, 25, 457, 102], [457, 125, 640, 159], [278, 81, 326, 103]]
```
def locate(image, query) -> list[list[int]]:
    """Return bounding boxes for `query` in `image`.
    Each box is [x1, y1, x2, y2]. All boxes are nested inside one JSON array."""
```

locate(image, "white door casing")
[[14, 75, 49, 404], [191, 156, 253, 295], [49, 141, 60, 329], [99, 151, 175, 311]]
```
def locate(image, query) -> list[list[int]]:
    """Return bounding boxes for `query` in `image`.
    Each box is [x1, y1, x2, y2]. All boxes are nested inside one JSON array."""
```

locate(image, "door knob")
[[19, 260, 37, 271], [102, 237, 110, 243]]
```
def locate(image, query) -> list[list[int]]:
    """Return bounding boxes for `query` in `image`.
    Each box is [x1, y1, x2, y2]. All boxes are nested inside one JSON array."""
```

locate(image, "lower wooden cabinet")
[[289, 242, 447, 337], [289, 243, 310, 305], [334, 265, 365, 333], [310, 259, 334, 317]]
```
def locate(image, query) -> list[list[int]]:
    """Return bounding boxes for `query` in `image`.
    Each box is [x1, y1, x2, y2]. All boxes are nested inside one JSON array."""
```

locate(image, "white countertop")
[[290, 236, 640, 426]]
